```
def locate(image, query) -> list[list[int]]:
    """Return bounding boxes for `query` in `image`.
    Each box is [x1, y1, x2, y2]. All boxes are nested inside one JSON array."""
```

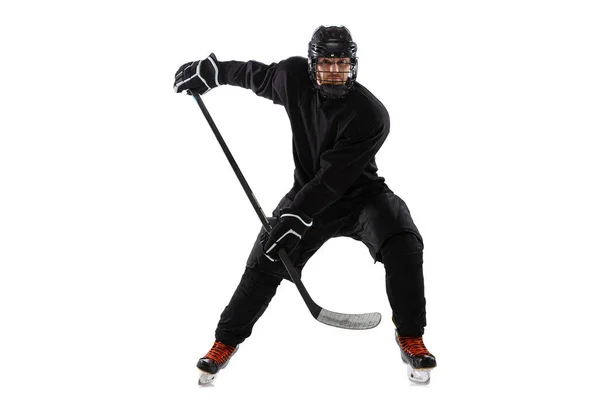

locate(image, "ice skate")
[[395, 333, 436, 384], [197, 341, 239, 385]]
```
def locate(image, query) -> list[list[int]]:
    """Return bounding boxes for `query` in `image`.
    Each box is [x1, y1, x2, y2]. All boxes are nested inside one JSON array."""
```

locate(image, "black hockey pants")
[[214, 231, 427, 346]]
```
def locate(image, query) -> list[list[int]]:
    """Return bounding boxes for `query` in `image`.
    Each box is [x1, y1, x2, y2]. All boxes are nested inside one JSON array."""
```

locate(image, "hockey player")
[[174, 25, 437, 385]]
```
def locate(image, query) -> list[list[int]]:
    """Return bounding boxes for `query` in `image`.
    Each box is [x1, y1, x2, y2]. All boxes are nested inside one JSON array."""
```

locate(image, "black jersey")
[[217, 56, 390, 218]]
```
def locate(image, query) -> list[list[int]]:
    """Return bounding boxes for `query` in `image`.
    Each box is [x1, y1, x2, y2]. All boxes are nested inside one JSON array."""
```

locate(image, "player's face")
[[316, 57, 351, 85]]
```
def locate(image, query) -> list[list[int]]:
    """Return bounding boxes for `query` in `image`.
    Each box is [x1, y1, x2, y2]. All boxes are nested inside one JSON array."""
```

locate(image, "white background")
[[1, 1, 599, 399]]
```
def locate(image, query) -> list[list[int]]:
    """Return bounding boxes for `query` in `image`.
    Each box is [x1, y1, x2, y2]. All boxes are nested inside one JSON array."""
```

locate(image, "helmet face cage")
[[308, 26, 358, 98]]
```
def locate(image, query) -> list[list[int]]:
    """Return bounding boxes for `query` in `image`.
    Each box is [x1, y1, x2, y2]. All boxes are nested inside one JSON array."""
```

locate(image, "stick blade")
[[317, 309, 382, 330]]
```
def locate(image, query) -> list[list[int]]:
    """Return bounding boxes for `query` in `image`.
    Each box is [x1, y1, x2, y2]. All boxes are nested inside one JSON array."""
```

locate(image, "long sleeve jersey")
[[216, 56, 390, 218]]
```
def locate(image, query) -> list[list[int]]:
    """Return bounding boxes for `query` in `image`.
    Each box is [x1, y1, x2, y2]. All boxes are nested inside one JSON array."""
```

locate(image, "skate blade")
[[407, 366, 431, 385], [198, 371, 217, 385]]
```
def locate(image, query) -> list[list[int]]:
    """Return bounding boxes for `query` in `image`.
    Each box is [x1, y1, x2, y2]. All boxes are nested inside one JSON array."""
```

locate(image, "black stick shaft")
[[191, 92, 321, 319], [191, 92, 272, 232]]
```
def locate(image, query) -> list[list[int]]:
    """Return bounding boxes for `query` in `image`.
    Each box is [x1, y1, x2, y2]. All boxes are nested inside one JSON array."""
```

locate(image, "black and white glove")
[[261, 208, 313, 262], [173, 53, 222, 95]]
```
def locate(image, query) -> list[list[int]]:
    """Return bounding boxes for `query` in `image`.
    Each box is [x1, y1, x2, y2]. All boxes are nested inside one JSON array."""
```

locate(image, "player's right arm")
[[173, 53, 285, 105]]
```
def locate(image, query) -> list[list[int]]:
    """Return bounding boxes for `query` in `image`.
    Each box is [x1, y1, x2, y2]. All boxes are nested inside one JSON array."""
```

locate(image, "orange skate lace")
[[204, 341, 236, 364], [398, 336, 431, 357]]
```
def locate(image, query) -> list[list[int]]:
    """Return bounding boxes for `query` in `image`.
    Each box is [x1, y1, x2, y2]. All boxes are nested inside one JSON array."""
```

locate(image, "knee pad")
[[379, 233, 424, 264], [240, 267, 283, 293]]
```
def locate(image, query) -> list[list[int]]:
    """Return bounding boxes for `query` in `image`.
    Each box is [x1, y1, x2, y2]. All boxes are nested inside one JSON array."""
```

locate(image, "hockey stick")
[[190, 91, 381, 330]]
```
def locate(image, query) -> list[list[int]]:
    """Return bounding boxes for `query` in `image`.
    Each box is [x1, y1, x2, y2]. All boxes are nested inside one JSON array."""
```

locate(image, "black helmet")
[[308, 25, 358, 99]]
